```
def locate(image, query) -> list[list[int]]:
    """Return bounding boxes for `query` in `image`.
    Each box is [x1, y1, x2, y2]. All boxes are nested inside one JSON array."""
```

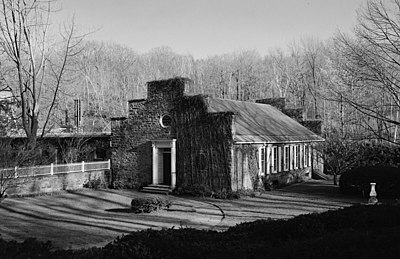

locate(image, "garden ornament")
[[368, 182, 378, 205]]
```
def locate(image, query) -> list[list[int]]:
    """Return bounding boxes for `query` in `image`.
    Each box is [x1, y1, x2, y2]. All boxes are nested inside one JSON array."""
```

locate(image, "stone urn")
[[368, 182, 378, 205]]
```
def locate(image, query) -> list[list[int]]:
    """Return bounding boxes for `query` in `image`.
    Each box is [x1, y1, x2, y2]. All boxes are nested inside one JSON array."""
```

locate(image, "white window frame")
[[272, 146, 278, 173], [283, 145, 289, 171], [299, 144, 303, 169], [259, 146, 266, 176], [279, 147, 282, 172], [266, 145, 271, 175], [293, 145, 297, 169], [289, 145, 294, 170], [304, 144, 310, 167]]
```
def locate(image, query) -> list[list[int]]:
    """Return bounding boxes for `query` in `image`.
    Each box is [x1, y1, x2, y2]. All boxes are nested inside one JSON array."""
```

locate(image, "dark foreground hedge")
[[2, 204, 400, 258], [340, 166, 400, 198]]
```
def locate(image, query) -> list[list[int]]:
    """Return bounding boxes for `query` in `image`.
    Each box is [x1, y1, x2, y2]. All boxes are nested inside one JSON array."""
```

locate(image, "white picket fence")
[[0, 160, 110, 178]]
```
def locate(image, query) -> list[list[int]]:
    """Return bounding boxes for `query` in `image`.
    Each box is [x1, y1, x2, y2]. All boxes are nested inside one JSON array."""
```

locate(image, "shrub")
[[83, 177, 106, 189], [130, 196, 171, 213], [212, 189, 241, 199], [173, 184, 242, 199], [172, 184, 213, 197], [318, 137, 400, 186], [339, 166, 400, 198]]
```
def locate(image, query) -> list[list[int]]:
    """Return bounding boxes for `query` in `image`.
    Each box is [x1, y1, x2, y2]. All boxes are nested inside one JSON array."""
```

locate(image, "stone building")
[[111, 77, 324, 192]]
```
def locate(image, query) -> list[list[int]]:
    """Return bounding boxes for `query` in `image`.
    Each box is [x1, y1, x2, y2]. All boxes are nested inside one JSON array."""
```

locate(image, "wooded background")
[[1, 0, 400, 147]]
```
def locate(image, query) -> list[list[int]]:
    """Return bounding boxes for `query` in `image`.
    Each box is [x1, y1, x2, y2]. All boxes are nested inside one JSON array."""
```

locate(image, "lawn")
[[0, 180, 361, 250], [1, 203, 400, 258]]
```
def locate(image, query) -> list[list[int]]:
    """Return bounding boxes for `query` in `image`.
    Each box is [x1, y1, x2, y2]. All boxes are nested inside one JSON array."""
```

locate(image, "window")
[[160, 114, 172, 128], [280, 146, 285, 172], [260, 147, 266, 175], [272, 146, 278, 173], [295, 145, 300, 169], [304, 145, 309, 167], [260, 145, 288, 175], [284, 146, 290, 171], [290, 146, 296, 170], [299, 145, 303, 169]]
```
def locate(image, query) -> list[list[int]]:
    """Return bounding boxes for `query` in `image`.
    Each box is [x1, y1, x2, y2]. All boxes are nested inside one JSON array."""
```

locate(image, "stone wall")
[[111, 78, 191, 188], [112, 78, 234, 192], [173, 95, 234, 192], [5, 170, 108, 197]]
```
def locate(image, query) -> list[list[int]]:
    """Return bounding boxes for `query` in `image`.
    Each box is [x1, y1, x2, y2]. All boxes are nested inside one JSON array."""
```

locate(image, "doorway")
[[163, 149, 171, 185], [152, 139, 176, 188]]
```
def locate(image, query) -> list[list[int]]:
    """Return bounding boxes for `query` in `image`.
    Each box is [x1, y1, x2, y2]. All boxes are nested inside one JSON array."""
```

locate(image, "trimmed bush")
[[130, 196, 171, 213], [339, 166, 400, 198], [83, 178, 106, 189]]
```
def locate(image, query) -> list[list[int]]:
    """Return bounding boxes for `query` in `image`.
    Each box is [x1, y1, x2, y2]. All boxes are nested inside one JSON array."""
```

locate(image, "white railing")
[[0, 160, 110, 178]]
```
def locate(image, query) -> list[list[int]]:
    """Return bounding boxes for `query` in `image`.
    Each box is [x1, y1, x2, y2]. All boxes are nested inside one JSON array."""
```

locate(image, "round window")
[[160, 114, 172, 128]]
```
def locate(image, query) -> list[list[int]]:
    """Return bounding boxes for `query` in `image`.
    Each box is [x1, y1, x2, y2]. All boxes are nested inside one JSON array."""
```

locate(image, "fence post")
[[14, 166, 18, 178], [50, 163, 54, 175], [108, 159, 111, 170], [81, 161, 85, 172]]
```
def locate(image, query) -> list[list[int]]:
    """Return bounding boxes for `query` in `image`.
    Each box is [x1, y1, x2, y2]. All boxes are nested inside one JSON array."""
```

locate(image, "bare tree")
[[56, 135, 90, 163], [0, 0, 85, 145], [332, 0, 400, 143]]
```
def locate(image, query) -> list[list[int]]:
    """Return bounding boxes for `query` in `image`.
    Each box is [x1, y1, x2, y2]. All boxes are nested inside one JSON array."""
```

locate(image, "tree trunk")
[[333, 173, 338, 185]]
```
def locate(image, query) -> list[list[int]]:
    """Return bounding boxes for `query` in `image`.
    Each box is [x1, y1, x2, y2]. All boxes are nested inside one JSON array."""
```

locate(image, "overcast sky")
[[57, 0, 365, 59]]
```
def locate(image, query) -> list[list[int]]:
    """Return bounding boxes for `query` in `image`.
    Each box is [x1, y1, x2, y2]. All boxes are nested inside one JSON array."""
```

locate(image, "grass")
[[1, 203, 400, 258]]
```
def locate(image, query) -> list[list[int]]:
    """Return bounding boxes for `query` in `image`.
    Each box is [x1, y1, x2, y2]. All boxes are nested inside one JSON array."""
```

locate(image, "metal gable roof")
[[206, 97, 324, 144]]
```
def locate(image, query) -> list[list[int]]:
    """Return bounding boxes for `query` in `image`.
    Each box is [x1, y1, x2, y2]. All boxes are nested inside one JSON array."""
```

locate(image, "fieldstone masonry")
[[111, 78, 191, 188], [5, 170, 108, 197]]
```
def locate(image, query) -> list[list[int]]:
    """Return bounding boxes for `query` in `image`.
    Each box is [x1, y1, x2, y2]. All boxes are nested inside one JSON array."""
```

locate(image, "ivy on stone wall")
[[173, 95, 234, 193]]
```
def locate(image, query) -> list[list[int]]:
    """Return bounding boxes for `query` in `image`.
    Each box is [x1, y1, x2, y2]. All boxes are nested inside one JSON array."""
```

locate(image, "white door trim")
[[152, 139, 176, 188]]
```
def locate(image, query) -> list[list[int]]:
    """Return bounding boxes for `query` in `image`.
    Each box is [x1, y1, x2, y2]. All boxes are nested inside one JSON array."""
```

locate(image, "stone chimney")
[[256, 97, 322, 135], [147, 77, 192, 102], [128, 99, 146, 117], [256, 98, 286, 111]]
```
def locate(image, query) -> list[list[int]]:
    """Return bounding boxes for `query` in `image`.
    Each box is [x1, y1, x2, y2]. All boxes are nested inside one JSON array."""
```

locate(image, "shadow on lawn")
[[105, 208, 134, 213]]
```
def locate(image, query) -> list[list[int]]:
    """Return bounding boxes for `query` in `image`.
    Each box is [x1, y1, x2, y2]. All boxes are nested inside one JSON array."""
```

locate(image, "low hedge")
[[339, 166, 400, 198], [130, 196, 171, 213]]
